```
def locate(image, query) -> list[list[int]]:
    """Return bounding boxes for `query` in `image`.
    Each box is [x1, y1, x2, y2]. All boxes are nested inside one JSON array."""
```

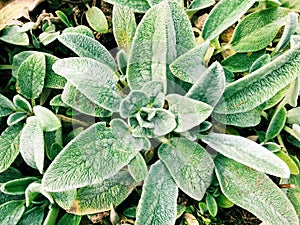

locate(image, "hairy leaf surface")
[[0, 94, 15, 117], [128, 153, 148, 183], [0, 200, 25, 225]]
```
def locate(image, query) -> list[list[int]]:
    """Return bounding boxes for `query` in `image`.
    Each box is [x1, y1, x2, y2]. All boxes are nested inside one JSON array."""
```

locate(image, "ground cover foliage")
[[0, 0, 300, 224]]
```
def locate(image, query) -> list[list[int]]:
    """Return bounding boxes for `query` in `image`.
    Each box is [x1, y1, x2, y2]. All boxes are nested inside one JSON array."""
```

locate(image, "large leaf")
[[230, 7, 290, 52], [42, 119, 144, 192], [127, 1, 195, 91], [58, 33, 117, 71], [214, 44, 300, 114], [215, 155, 299, 225], [52, 57, 121, 112], [158, 138, 214, 200], [0, 94, 15, 117], [201, 133, 290, 178], [166, 94, 213, 132], [135, 161, 178, 225], [66, 171, 138, 215], [0, 200, 25, 225], [202, 0, 256, 40], [0, 124, 23, 173]]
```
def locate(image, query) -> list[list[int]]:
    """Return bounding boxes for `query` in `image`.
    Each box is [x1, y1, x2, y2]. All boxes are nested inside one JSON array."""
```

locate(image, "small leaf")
[[117, 49, 128, 75], [0, 93, 16, 117], [158, 138, 214, 201], [33, 106, 61, 132], [128, 153, 148, 183], [141, 81, 165, 108], [20, 116, 44, 173], [86, 6, 108, 33], [13, 95, 32, 112], [57, 213, 81, 225], [7, 112, 28, 126], [0, 26, 29, 45], [206, 194, 218, 217], [215, 155, 299, 225], [202, 0, 256, 40], [39, 31, 60, 46], [135, 161, 178, 225], [215, 194, 234, 208], [275, 151, 299, 175], [18, 206, 44, 225], [1, 177, 39, 195], [265, 107, 287, 141], [201, 133, 290, 178], [0, 200, 25, 225], [17, 52, 46, 99], [55, 10, 73, 27]]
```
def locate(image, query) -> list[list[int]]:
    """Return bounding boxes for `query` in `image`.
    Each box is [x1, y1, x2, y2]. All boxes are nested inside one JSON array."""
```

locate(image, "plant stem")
[[56, 114, 90, 127], [277, 134, 287, 152], [0, 65, 12, 70]]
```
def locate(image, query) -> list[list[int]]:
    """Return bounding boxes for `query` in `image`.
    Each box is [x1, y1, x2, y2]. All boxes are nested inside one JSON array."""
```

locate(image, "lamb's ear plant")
[[0, 0, 299, 224]]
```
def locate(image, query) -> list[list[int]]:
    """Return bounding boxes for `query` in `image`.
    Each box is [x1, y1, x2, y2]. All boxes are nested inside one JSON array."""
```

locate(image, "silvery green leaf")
[[282, 77, 299, 107], [280, 0, 300, 11], [52, 57, 121, 112], [202, 0, 256, 40], [0, 124, 23, 173], [25, 182, 54, 206], [117, 49, 128, 75], [44, 53, 67, 89], [287, 174, 300, 217], [51, 190, 77, 210], [13, 95, 32, 113], [135, 161, 178, 225], [42, 119, 144, 192], [274, 151, 299, 175], [104, 0, 151, 13], [141, 81, 165, 108], [113, 5, 136, 54], [7, 112, 27, 126], [229, 7, 289, 52], [58, 33, 117, 71], [169, 41, 209, 84], [263, 85, 288, 110], [128, 153, 148, 183], [66, 171, 138, 215], [57, 213, 81, 225], [215, 155, 299, 225], [0, 26, 29, 45], [214, 44, 300, 114], [0, 94, 15, 117], [16, 53, 46, 99], [86, 6, 108, 33], [265, 107, 287, 141], [20, 116, 44, 174], [62, 25, 94, 38], [186, 0, 215, 15], [166, 94, 213, 132], [127, 1, 195, 91], [39, 31, 60, 46], [158, 138, 214, 201], [1, 177, 39, 195], [120, 91, 150, 118], [206, 194, 218, 217], [186, 62, 225, 107], [249, 54, 271, 73], [201, 133, 290, 178], [18, 206, 44, 225], [291, 35, 300, 47], [0, 200, 25, 225], [33, 106, 61, 132], [287, 107, 300, 124], [62, 83, 112, 118]]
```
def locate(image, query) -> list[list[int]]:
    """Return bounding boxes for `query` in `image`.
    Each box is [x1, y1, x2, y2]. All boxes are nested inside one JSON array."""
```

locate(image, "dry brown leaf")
[[0, 0, 44, 31]]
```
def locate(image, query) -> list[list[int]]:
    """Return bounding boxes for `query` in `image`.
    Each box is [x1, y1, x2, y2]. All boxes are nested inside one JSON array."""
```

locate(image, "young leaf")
[[0, 200, 25, 225], [135, 161, 178, 225], [20, 116, 44, 174], [67, 171, 138, 215], [1, 177, 39, 195], [0, 124, 23, 173], [104, 0, 151, 13], [55, 10, 73, 27], [113, 5, 136, 54], [0, 25, 29, 45], [128, 153, 148, 183], [58, 33, 117, 71], [206, 194, 218, 217], [280, 0, 300, 12], [230, 7, 289, 52], [275, 151, 299, 175], [33, 106, 61, 132], [0, 93, 16, 117], [214, 44, 300, 114], [215, 155, 299, 225], [158, 138, 214, 201], [18, 206, 44, 225], [249, 54, 271, 73], [166, 94, 213, 132], [13, 95, 32, 113], [141, 81, 165, 108], [201, 133, 290, 178], [215, 194, 234, 208], [57, 213, 81, 225], [7, 112, 27, 126], [202, 0, 256, 40], [17, 52, 46, 99], [52, 57, 121, 112], [265, 107, 287, 142], [86, 6, 108, 33], [42, 120, 144, 192]]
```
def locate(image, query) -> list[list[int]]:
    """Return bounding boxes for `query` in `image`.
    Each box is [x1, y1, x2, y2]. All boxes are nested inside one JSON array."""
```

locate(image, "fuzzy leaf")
[[215, 155, 299, 225], [0, 124, 23, 173], [13, 95, 32, 112], [1, 177, 39, 195], [128, 153, 148, 183], [42, 119, 144, 191], [0, 200, 25, 225], [0, 26, 29, 45], [7, 112, 27, 126], [249, 54, 271, 73], [274, 151, 299, 175], [265, 107, 287, 141], [57, 213, 81, 225], [18, 206, 44, 225], [141, 81, 165, 108], [202, 0, 256, 40], [287, 107, 300, 124], [135, 161, 178, 225], [280, 0, 300, 11], [62, 25, 94, 38], [33, 106, 61, 132], [86, 6, 108, 33], [0, 94, 15, 117], [104, 0, 150, 13], [44, 53, 67, 89], [158, 138, 214, 201], [51, 190, 77, 210], [186, 0, 215, 15], [206, 194, 218, 217], [287, 174, 300, 217], [201, 133, 290, 178], [52, 57, 121, 112]]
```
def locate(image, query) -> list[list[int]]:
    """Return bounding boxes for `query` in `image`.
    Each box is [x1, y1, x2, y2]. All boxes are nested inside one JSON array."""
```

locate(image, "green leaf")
[[158, 138, 214, 201], [123, 206, 137, 218], [249, 54, 271, 73], [25, 182, 54, 207], [42, 119, 144, 192], [113, 5, 136, 54], [282, 77, 299, 107], [104, 0, 151, 13], [66, 171, 137, 215], [0, 200, 25, 225], [135, 161, 178, 225], [61, 83, 112, 117], [117, 49, 128, 75], [141, 81, 165, 108], [62, 25, 94, 38], [201, 133, 290, 178], [20, 116, 44, 174], [287, 174, 300, 217], [120, 91, 150, 118], [57, 213, 81, 225], [18, 206, 44, 225], [215, 155, 299, 225], [186, 62, 225, 107], [13, 95, 32, 112], [86, 6, 108, 33], [55, 10, 73, 27], [230, 7, 289, 52], [58, 33, 117, 71], [280, 0, 300, 11], [215, 194, 234, 208], [1, 177, 39, 195], [44, 53, 67, 89], [51, 190, 77, 210], [0, 93, 16, 117], [274, 151, 299, 175], [186, 0, 215, 15], [127, 1, 195, 91], [39, 31, 60, 46], [0, 124, 23, 173], [265, 107, 287, 141], [221, 50, 265, 72], [202, 0, 256, 40], [128, 153, 148, 183], [17, 53, 46, 99], [287, 107, 300, 124], [263, 85, 288, 110], [206, 194, 218, 217], [43, 204, 59, 225], [166, 94, 213, 132], [214, 44, 300, 114], [0, 26, 29, 45], [52, 57, 121, 112], [7, 112, 27, 126], [33, 106, 61, 132]]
